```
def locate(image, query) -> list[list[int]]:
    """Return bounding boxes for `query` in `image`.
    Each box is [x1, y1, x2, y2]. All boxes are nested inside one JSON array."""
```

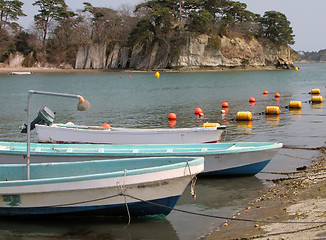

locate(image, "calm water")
[[0, 64, 325, 239]]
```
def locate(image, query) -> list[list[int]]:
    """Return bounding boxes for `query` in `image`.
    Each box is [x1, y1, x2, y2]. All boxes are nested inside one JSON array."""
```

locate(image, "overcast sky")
[[19, 0, 326, 52]]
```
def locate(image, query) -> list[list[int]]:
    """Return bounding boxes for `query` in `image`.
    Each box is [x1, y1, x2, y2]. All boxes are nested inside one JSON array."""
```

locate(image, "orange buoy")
[[289, 101, 302, 108], [195, 107, 203, 114], [129, 75, 131, 78], [275, 93, 280, 98], [236, 111, 253, 121], [311, 95, 323, 103], [265, 106, 280, 115], [311, 89, 320, 94], [102, 123, 111, 128], [168, 112, 177, 119], [222, 102, 229, 108], [202, 122, 221, 127], [249, 97, 255, 102], [263, 90, 268, 95]]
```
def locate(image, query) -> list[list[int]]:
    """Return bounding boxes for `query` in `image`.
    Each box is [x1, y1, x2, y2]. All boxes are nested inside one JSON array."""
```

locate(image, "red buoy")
[[102, 123, 111, 128], [249, 97, 256, 102], [195, 108, 203, 114], [275, 93, 280, 98], [222, 102, 229, 108], [168, 112, 177, 120], [263, 90, 268, 95]]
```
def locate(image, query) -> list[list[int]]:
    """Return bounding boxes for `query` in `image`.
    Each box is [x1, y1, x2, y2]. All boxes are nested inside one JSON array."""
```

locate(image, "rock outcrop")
[[74, 33, 298, 70]]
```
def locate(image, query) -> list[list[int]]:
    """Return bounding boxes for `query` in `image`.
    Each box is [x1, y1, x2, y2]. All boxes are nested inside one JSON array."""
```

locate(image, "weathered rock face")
[[75, 44, 106, 69], [8, 52, 25, 68], [173, 34, 298, 69], [74, 34, 298, 70]]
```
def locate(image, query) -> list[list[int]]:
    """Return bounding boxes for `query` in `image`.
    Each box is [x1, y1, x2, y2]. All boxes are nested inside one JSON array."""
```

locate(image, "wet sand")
[[205, 147, 326, 240]]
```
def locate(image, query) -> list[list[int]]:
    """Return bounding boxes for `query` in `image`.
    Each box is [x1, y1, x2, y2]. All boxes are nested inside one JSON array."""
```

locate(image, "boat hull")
[[0, 142, 282, 176], [35, 124, 226, 144], [0, 157, 204, 216]]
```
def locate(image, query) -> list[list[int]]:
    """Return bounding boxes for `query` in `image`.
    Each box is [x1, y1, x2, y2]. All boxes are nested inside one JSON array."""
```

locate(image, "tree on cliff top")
[[259, 11, 295, 45], [0, 0, 26, 31], [33, 0, 74, 52]]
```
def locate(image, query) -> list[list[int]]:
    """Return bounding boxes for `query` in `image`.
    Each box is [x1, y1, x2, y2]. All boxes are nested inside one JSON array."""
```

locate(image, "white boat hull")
[[0, 142, 282, 176], [35, 124, 226, 144]]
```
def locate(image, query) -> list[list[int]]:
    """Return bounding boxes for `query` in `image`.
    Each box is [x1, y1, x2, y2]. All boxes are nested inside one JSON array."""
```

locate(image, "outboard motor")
[[21, 106, 55, 133]]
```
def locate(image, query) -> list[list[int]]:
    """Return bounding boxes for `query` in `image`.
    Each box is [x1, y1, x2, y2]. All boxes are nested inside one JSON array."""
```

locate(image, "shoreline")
[[0, 65, 294, 74], [205, 147, 326, 240]]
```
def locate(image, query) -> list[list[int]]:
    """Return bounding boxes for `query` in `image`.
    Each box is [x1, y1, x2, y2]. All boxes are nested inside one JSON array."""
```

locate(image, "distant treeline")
[[298, 50, 326, 62], [0, 0, 295, 68]]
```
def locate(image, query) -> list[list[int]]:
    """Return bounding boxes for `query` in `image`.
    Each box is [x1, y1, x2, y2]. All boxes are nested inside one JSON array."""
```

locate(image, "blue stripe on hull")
[[0, 195, 180, 217], [200, 160, 271, 177]]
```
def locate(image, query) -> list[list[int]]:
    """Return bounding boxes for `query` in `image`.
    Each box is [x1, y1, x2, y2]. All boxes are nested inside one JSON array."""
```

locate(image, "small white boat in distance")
[[8, 71, 32, 75], [0, 156, 204, 217], [35, 122, 226, 144]]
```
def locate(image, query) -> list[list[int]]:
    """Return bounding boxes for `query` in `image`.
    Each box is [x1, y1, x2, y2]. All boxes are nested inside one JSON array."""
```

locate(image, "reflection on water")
[[0, 216, 178, 240], [169, 177, 266, 240], [265, 115, 280, 126], [236, 121, 253, 132]]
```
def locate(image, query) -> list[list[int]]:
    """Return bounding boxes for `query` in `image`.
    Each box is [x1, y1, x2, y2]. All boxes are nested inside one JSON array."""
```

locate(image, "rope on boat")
[[186, 160, 197, 199], [39, 191, 326, 225], [118, 169, 131, 226]]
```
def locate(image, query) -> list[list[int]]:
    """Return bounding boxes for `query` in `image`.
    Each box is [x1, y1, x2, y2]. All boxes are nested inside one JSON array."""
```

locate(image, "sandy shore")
[[205, 147, 326, 240]]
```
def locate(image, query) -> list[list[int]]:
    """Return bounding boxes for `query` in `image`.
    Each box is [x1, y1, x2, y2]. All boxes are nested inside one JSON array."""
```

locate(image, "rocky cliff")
[[74, 34, 298, 70]]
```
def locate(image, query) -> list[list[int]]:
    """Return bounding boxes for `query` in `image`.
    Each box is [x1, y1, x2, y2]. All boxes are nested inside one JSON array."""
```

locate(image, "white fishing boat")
[[8, 71, 32, 75], [0, 156, 204, 217], [0, 141, 282, 176], [35, 122, 226, 144]]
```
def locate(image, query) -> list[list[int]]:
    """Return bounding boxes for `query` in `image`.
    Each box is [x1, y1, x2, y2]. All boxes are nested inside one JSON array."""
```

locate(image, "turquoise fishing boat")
[[0, 141, 282, 176], [0, 156, 204, 216]]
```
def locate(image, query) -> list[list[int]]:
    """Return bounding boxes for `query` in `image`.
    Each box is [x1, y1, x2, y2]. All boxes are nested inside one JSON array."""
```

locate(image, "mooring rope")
[[186, 160, 197, 199], [42, 191, 326, 225], [123, 194, 326, 224], [118, 169, 131, 226]]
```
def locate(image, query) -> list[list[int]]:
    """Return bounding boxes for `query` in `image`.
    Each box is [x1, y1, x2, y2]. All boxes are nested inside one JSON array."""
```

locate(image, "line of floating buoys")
[[289, 101, 302, 108], [310, 88, 320, 94], [311, 95, 323, 103], [236, 111, 253, 121], [265, 106, 280, 115]]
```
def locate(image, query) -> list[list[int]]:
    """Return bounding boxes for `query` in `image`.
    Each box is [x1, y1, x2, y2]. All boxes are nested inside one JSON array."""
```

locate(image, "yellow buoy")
[[311, 88, 320, 94], [265, 106, 280, 115], [289, 101, 302, 109], [294, 67, 299, 71], [311, 95, 323, 103], [154, 71, 160, 78], [202, 122, 221, 127], [236, 111, 252, 121]]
